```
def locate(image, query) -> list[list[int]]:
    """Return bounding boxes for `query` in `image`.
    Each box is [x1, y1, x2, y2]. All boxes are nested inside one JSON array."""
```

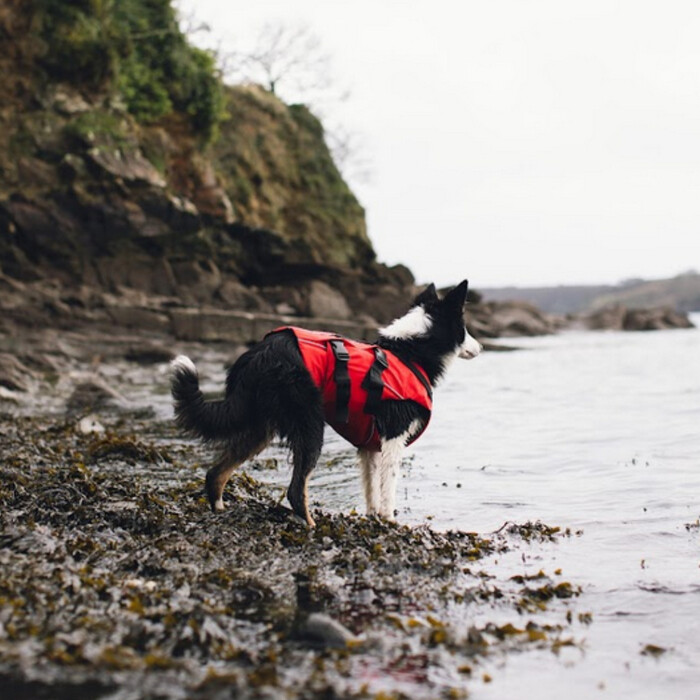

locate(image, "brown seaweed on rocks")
[[0, 411, 587, 698]]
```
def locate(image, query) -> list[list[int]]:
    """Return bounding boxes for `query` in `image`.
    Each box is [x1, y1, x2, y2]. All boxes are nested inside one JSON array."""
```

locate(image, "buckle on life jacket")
[[329, 339, 351, 423]]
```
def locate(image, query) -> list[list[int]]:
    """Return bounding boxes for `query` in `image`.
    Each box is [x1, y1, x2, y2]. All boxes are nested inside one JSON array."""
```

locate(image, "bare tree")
[[179, 15, 373, 186], [236, 22, 332, 97]]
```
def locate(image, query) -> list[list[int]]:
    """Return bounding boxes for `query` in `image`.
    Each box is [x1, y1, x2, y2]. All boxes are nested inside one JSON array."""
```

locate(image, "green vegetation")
[[33, 0, 224, 141]]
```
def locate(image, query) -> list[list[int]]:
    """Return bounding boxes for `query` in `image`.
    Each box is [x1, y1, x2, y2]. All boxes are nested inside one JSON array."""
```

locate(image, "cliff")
[[0, 0, 413, 331], [1, 2, 689, 345]]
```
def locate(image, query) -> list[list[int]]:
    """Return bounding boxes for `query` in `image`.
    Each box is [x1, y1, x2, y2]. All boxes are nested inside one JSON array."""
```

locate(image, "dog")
[[170, 279, 481, 526]]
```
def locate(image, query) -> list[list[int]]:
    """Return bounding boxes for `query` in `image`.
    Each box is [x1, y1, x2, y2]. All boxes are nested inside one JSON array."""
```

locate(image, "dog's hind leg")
[[286, 412, 324, 528], [205, 431, 269, 512]]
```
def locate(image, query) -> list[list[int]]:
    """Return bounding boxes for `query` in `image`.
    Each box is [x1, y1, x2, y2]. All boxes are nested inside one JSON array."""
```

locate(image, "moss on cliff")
[[32, 0, 224, 141], [215, 86, 373, 269]]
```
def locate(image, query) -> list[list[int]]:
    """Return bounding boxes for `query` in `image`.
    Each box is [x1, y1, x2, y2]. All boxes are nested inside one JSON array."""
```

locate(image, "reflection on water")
[[243, 317, 700, 699]]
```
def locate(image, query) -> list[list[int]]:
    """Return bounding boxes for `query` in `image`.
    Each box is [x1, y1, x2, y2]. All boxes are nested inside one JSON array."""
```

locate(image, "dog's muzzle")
[[459, 337, 482, 359]]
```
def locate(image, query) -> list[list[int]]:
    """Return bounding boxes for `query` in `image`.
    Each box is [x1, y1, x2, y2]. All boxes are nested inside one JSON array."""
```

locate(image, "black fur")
[[173, 331, 323, 447], [171, 364, 232, 441]]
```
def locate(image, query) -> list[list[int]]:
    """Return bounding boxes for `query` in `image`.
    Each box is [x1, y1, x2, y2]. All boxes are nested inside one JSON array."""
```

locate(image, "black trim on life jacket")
[[329, 339, 351, 423], [403, 360, 433, 400], [361, 347, 389, 415]]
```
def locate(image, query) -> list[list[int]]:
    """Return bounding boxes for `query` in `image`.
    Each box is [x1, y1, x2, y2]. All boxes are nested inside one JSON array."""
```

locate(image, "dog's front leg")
[[359, 449, 381, 515], [359, 439, 403, 519], [377, 436, 405, 519]]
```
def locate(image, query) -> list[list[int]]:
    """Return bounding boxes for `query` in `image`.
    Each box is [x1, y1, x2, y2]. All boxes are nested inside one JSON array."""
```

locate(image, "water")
[[241, 317, 700, 699]]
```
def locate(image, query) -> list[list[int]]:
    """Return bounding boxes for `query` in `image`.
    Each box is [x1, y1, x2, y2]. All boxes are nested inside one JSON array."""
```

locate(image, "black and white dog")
[[171, 280, 481, 526]]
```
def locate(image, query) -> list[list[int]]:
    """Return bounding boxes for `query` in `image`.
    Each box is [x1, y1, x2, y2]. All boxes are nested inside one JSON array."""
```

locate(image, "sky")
[[179, 0, 700, 289]]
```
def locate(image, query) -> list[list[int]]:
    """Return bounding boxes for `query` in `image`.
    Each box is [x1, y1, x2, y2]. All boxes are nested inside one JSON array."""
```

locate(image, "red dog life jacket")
[[269, 327, 433, 451]]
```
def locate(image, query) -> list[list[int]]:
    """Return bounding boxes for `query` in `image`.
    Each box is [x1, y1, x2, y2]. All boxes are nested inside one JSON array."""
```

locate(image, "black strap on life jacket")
[[361, 347, 389, 415], [403, 360, 433, 399], [329, 339, 350, 423]]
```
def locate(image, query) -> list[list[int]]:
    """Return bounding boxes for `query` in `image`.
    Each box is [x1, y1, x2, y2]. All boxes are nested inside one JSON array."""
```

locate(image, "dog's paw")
[[212, 498, 225, 513]]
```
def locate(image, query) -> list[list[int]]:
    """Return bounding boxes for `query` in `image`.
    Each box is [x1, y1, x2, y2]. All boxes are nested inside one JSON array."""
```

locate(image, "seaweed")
[[0, 412, 586, 698]]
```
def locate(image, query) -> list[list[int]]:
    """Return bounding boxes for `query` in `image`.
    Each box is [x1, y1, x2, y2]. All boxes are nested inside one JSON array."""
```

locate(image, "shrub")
[[33, 0, 224, 141]]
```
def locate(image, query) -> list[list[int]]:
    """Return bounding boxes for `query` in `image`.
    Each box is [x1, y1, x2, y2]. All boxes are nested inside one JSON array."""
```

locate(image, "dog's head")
[[380, 279, 482, 367]]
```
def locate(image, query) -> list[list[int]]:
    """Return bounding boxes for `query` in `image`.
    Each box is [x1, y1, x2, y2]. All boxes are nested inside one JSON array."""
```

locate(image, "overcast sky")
[[180, 0, 700, 288]]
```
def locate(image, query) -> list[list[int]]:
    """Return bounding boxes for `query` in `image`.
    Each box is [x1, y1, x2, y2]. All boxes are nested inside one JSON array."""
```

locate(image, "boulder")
[[0, 353, 36, 392], [170, 259, 222, 305], [302, 280, 353, 320], [66, 378, 127, 415], [577, 304, 627, 331], [572, 304, 693, 331], [467, 301, 558, 338], [623, 306, 693, 331], [217, 279, 272, 313]]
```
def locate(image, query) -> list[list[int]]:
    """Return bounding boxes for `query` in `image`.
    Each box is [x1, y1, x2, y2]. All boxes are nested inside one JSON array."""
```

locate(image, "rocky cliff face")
[[0, 0, 415, 329]]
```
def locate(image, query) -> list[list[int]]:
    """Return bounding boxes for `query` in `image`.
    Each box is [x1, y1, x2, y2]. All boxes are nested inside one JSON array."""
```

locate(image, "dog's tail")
[[170, 355, 233, 441]]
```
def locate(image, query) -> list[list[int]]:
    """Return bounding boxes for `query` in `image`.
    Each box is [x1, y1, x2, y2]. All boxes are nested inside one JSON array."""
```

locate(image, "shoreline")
[[0, 327, 586, 698]]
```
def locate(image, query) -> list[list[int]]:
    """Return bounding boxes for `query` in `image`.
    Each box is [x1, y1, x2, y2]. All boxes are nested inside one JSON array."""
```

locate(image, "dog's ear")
[[412, 283, 438, 307], [444, 279, 469, 310]]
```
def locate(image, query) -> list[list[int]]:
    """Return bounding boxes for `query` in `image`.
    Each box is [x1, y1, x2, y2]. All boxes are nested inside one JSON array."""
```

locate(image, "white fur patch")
[[171, 355, 197, 375], [379, 306, 433, 340], [459, 329, 482, 360], [360, 419, 422, 518]]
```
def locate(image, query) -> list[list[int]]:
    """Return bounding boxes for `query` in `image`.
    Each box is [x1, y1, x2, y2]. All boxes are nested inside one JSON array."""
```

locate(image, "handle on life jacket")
[[329, 339, 351, 423], [361, 347, 389, 415]]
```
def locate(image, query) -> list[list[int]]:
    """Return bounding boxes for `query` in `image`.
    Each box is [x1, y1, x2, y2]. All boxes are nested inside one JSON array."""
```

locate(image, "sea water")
[[241, 315, 700, 699]]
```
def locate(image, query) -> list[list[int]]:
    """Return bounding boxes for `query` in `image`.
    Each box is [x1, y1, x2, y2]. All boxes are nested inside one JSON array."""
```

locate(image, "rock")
[[274, 302, 298, 316], [259, 285, 304, 316], [52, 85, 91, 115], [0, 353, 36, 392], [16, 157, 56, 189], [623, 306, 693, 331], [137, 191, 201, 236], [190, 155, 235, 223], [105, 306, 172, 333], [96, 256, 178, 296], [304, 613, 359, 648], [78, 414, 105, 434], [66, 378, 127, 414], [123, 343, 173, 364], [86, 147, 167, 188], [468, 301, 558, 338], [302, 280, 353, 320], [217, 279, 272, 312], [576, 304, 627, 331], [171, 259, 222, 305], [0, 386, 20, 404], [571, 304, 694, 331], [169, 308, 376, 344]]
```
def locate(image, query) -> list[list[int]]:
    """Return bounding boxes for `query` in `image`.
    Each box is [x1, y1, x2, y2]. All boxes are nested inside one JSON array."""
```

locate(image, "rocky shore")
[[0, 4, 694, 697], [0, 324, 589, 699]]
